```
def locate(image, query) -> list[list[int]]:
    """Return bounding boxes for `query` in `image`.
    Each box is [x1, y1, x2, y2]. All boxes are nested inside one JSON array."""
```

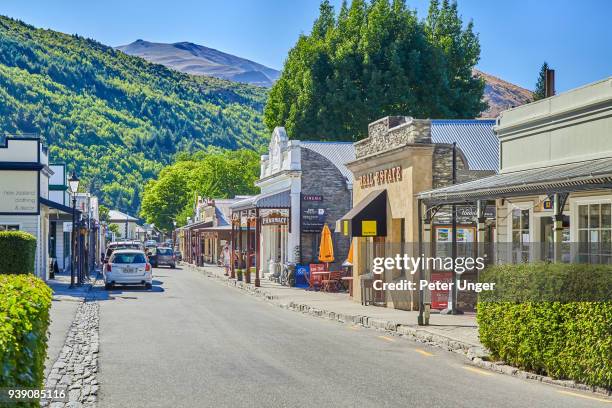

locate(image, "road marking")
[[414, 348, 434, 357], [462, 366, 494, 376], [557, 390, 612, 403], [377, 335, 395, 342]]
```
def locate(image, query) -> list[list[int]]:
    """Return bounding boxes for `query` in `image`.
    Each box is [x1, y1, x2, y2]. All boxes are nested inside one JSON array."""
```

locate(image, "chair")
[[322, 271, 342, 292]]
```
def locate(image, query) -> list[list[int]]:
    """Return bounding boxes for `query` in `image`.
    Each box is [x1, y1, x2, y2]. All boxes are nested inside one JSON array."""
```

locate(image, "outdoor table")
[[341, 276, 353, 297], [309, 271, 330, 290]]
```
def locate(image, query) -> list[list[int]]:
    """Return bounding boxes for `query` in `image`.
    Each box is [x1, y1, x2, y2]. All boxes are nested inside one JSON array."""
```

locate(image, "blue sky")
[[1, 0, 610, 92]]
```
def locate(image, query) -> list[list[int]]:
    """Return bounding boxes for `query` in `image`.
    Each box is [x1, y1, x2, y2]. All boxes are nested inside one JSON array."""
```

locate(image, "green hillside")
[[0, 16, 267, 213]]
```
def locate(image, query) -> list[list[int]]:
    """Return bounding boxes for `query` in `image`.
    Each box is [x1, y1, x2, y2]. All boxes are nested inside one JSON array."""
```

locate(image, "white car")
[[104, 249, 152, 290]]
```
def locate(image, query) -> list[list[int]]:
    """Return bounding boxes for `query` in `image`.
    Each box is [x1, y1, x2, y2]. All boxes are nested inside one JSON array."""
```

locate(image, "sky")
[[1, 0, 610, 92]]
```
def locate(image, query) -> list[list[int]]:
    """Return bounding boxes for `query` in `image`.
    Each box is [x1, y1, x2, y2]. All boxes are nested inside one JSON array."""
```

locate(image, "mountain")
[[475, 70, 533, 118], [0, 16, 268, 214], [117, 40, 280, 88]]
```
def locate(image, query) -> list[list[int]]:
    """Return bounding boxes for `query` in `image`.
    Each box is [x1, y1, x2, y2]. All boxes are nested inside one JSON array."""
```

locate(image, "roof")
[[431, 120, 498, 171], [108, 209, 138, 222], [230, 190, 291, 211], [418, 157, 612, 204], [301, 142, 356, 183]]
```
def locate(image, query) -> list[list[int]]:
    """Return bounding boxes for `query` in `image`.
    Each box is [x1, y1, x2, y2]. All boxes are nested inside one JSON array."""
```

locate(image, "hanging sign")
[[361, 220, 377, 236]]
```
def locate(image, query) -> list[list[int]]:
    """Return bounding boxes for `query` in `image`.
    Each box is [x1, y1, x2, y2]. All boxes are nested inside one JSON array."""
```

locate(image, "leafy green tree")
[[264, 0, 486, 141], [140, 148, 260, 232], [533, 61, 549, 101]]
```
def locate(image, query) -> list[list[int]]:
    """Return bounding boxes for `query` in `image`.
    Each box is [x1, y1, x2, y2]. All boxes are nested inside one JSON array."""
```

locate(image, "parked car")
[[145, 239, 157, 248], [104, 241, 144, 263], [103, 249, 152, 290], [152, 246, 176, 268]]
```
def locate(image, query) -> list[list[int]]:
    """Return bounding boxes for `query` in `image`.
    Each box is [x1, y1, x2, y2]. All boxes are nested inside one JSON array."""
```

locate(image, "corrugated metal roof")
[[230, 190, 291, 211], [108, 209, 138, 221], [418, 157, 612, 203], [431, 120, 498, 172], [301, 142, 356, 183]]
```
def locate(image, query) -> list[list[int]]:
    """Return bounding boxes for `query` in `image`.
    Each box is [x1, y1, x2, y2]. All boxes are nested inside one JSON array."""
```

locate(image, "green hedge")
[[0, 274, 52, 406], [478, 263, 611, 390], [0, 231, 37, 275]]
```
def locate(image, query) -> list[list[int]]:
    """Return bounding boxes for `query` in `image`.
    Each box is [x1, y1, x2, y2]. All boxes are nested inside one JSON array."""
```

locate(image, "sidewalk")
[[44, 272, 95, 378], [191, 263, 484, 351]]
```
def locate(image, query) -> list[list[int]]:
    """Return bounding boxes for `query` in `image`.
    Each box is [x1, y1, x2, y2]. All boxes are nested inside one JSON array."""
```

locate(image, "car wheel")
[[104, 283, 113, 290], [171, 264, 176, 269], [145, 283, 152, 290]]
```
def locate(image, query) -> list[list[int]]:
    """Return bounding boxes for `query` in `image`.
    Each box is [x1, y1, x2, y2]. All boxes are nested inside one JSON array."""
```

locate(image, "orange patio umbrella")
[[318, 224, 335, 265], [342, 238, 354, 267]]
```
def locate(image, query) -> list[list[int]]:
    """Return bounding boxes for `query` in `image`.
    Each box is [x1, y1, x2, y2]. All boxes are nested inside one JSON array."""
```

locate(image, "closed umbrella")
[[342, 238, 354, 267], [319, 224, 335, 266]]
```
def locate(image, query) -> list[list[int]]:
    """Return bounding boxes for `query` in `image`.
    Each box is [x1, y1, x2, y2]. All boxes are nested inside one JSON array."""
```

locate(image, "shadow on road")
[[90, 276, 165, 301]]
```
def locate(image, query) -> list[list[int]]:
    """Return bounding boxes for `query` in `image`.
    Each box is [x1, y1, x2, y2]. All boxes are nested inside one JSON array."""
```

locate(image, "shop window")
[[511, 208, 530, 262], [0, 224, 19, 231], [577, 203, 611, 264]]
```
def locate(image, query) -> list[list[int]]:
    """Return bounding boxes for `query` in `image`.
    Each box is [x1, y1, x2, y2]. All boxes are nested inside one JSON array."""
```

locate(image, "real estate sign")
[[0, 170, 38, 214]]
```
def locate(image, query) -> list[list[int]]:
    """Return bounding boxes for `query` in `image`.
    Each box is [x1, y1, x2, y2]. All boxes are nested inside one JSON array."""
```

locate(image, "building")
[[47, 163, 73, 272], [108, 209, 138, 239], [179, 196, 239, 266], [339, 117, 498, 310], [418, 77, 612, 269], [229, 127, 355, 285], [0, 136, 83, 279]]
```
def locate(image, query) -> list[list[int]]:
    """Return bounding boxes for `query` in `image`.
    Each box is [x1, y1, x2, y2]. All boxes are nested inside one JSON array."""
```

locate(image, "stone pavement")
[[43, 272, 100, 407], [191, 263, 483, 349]]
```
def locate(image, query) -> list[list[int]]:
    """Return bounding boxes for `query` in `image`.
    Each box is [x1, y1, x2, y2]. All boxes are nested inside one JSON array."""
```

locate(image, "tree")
[[139, 148, 260, 232], [264, 0, 486, 141], [533, 62, 549, 101]]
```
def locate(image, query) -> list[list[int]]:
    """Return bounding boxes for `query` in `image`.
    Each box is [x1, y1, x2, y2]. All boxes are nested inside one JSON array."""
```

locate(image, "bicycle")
[[280, 262, 296, 287]]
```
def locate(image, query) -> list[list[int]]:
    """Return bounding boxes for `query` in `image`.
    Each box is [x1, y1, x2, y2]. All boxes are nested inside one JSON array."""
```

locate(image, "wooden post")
[[230, 219, 236, 279], [245, 212, 251, 284]]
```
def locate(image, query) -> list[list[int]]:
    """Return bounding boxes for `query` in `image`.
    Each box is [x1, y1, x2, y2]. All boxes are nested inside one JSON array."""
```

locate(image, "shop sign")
[[262, 211, 289, 226], [359, 166, 402, 189], [0, 170, 38, 214], [302, 194, 323, 202], [64, 222, 73, 233], [301, 207, 326, 233], [433, 205, 495, 225], [361, 220, 377, 236]]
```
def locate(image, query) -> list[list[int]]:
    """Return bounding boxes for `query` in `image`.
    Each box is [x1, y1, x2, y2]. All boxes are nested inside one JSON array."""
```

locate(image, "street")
[[90, 266, 607, 408]]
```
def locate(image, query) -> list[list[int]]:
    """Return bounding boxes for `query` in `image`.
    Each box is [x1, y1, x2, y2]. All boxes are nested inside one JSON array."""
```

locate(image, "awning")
[[339, 189, 387, 237], [231, 190, 291, 211], [417, 158, 612, 205], [40, 197, 81, 216]]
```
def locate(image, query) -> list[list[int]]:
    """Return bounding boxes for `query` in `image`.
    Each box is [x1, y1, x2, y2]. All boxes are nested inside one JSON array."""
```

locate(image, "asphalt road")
[[93, 266, 608, 408]]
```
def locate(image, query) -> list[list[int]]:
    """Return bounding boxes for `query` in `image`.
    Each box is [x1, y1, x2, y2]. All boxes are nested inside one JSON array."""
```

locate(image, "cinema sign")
[[359, 166, 402, 189], [0, 170, 39, 215]]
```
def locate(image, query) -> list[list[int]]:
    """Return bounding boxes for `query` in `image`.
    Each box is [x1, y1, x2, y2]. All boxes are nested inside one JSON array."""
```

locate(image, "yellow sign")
[[343, 220, 349, 236], [362, 220, 377, 236]]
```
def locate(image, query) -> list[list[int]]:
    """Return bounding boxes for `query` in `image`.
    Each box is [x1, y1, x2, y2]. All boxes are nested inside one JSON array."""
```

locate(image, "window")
[[511, 208, 530, 243], [111, 253, 146, 264], [0, 224, 19, 231], [577, 203, 611, 264]]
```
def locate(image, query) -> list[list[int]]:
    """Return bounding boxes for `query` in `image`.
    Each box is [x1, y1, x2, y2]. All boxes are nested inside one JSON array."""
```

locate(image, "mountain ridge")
[[117, 40, 280, 87]]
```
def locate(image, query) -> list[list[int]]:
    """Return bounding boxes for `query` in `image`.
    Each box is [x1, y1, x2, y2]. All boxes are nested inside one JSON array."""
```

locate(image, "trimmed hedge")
[[478, 263, 611, 390], [0, 231, 37, 275], [0, 274, 52, 406]]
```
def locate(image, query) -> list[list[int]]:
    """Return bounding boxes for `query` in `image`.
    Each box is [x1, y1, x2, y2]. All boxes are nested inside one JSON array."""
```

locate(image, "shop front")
[[340, 116, 498, 311]]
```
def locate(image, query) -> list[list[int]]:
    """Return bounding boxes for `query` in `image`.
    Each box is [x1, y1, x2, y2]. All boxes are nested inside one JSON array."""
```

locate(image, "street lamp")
[[173, 220, 177, 251], [68, 172, 80, 288]]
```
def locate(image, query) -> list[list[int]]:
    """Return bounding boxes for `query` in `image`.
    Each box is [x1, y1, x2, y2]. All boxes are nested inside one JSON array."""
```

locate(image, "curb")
[[190, 264, 611, 397]]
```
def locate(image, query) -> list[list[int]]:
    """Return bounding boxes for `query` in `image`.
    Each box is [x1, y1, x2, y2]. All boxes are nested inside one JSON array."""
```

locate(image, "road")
[[92, 266, 608, 408]]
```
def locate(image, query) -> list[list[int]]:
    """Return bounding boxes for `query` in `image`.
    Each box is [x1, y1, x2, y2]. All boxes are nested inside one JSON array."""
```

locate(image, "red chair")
[[322, 271, 342, 292]]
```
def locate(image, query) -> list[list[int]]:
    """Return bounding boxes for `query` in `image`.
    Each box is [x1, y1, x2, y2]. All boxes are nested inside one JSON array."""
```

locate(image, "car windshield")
[[112, 253, 146, 264], [157, 248, 172, 255]]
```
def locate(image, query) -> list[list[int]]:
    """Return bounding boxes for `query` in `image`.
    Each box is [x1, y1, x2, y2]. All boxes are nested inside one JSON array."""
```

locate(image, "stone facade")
[[355, 116, 432, 159], [299, 148, 352, 269]]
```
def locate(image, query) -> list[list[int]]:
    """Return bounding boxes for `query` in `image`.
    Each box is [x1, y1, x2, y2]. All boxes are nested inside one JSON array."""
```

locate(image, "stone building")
[[230, 127, 355, 285], [339, 117, 498, 310]]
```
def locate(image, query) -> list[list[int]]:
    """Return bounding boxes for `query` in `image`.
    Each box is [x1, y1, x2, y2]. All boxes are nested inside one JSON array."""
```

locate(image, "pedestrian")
[[222, 244, 230, 275]]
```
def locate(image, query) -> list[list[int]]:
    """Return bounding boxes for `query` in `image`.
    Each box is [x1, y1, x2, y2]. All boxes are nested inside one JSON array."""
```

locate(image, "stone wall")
[[299, 148, 352, 269], [355, 116, 432, 159]]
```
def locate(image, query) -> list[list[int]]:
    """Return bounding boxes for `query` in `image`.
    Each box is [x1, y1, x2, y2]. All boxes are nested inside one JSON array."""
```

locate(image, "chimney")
[[545, 69, 555, 97]]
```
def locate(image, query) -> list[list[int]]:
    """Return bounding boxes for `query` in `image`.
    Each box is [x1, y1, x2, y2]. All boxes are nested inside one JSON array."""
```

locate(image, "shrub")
[[0, 274, 52, 406], [478, 263, 612, 390], [0, 231, 37, 275]]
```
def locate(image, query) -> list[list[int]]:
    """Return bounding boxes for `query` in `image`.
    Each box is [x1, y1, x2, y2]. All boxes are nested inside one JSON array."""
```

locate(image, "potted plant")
[[236, 269, 243, 281]]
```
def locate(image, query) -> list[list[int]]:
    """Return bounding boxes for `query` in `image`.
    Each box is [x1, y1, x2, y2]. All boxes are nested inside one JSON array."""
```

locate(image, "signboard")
[[302, 194, 323, 202], [361, 220, 377, 236], [431, 271, 452, 310], [301, 207, 326, 233], [359, 166, 402, 189], [0, 170, 38, 214], [432, 205, 495, 225], [63, 222, 73, 233], [261, 212, 289, 226]]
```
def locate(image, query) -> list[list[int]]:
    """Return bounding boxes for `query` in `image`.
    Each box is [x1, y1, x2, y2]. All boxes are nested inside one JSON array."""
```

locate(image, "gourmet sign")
[[359, 166, 402, 189]]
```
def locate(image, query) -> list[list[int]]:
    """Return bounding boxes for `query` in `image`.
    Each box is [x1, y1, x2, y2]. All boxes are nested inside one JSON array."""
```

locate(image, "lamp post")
[[173, 220, 177, 250], [68, 172, 80, 288]]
